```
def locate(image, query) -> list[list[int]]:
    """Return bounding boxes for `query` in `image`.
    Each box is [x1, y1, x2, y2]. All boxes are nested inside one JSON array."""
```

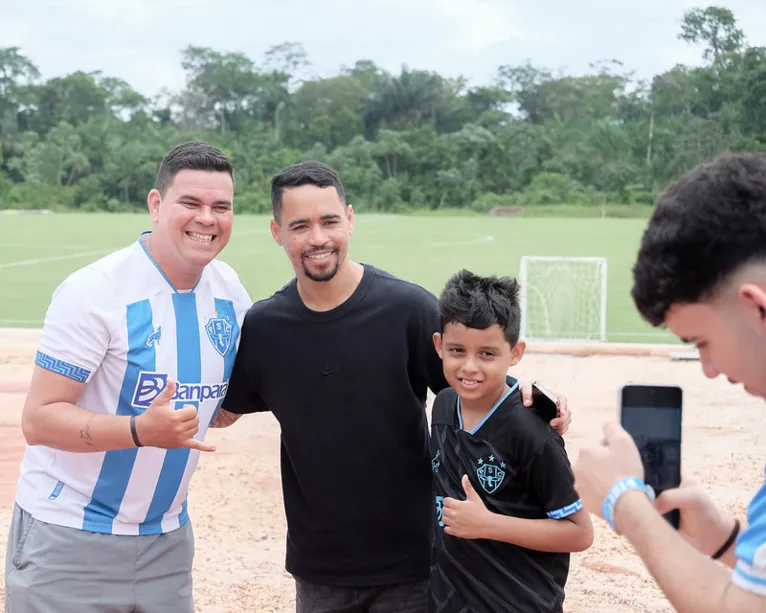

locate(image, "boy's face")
[[665, 279, 766, 399], [433, 322, 525, 405]]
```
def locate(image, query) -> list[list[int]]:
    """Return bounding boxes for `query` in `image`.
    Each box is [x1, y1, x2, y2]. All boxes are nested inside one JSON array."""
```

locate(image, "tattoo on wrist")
[[80, 417, 95, 448], [211, 410, 241, 428]]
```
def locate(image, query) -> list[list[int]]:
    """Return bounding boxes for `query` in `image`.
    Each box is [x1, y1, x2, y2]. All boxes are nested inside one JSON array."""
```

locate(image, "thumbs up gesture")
[[133, 379, 216, 452], [442, 474, 492, 539]]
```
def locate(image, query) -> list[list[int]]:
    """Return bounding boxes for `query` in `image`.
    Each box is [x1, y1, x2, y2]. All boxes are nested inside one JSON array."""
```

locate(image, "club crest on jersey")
[[476, 455, 506, 494], [205, 316, 232, 357]]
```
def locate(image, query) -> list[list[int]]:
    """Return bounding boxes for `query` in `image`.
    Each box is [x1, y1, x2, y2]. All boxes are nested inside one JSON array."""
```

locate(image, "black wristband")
[[712, 519, 740, 560], [130, 415, 143, 448]]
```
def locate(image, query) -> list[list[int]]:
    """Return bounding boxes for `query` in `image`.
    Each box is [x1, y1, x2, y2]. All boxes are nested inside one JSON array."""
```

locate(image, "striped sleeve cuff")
[[34, 351, 91, 383], [733, 560, 766, 596], [547, 499, 583, 519]]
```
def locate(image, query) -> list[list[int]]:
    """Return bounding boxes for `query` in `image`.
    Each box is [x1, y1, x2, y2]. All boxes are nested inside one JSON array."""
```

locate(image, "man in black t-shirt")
[[429, 271, 593, 613], [213, 161, 573, 613]]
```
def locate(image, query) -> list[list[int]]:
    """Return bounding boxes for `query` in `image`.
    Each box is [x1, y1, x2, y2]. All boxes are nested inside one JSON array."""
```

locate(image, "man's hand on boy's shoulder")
[[519, 381, 571, 436], [442, 475, 493, 540]]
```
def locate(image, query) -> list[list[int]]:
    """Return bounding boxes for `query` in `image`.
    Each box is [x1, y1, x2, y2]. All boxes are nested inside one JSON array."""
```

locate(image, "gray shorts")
[[5, 504, 194, 613]]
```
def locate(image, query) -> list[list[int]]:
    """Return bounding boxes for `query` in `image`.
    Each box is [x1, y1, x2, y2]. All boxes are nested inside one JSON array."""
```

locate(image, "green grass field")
[[0, 212, 678, 344]]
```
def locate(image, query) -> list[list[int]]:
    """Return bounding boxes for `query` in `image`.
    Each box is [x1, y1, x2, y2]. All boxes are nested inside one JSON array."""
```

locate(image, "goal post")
[[519, 256, 608, 343]]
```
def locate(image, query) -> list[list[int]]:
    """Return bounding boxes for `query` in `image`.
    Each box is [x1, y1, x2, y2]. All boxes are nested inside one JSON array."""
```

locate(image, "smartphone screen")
[[620, 385, 682, 529]]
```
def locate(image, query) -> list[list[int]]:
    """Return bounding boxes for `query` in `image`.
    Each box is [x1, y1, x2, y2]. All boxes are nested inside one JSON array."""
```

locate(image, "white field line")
[[363, 235, 495, 249], [0, 250, 111, 269]]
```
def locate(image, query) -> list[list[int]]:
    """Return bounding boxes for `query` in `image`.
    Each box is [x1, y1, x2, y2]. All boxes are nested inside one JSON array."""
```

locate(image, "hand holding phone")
[[531, 381, 559, 423], [620, 384, 683, 529]]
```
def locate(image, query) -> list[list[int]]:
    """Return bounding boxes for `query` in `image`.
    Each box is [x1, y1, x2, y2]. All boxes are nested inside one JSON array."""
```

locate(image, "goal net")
[[519, 256, 607, 342]]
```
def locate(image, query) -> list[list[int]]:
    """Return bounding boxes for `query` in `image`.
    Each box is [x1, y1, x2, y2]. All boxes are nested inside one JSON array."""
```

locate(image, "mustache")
[[302, 245, 336, 257]]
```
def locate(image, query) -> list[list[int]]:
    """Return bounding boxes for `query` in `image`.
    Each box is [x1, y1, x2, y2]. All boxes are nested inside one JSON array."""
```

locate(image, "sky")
[[3, 0, 766, 97]]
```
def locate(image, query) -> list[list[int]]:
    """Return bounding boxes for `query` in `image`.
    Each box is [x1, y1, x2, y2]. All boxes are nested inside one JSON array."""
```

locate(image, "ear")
[[509, 340, 526, 366], [737, 283, 766, 330], [147, 189, 161, 224], [346, 204, 355, 234], [270, 218, 283, 246], [433, 332, 443, 358]]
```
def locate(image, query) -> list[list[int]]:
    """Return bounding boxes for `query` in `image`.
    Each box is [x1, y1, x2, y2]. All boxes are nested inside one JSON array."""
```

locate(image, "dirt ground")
[[0, 329, 763, 612]]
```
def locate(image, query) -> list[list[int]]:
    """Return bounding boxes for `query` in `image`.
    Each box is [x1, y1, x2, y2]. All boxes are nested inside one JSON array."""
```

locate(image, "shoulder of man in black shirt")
[[372, 268, 451, 397], [220, 289, 289, 416], [222, 265, 449, 417]]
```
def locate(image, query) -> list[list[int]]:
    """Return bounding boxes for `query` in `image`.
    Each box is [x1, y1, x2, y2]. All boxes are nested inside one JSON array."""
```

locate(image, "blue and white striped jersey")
[[15, 232, 251, 536], [733, 471, 766, 595]]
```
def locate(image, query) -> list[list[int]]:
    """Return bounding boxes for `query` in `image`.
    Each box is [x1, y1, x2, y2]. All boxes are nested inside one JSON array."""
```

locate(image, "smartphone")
[[531, 381, 559, 423], [620, 384, 683, 529]]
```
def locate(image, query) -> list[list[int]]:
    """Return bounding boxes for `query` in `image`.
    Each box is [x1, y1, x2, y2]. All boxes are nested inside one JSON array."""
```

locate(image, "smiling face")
[[434, 322, 525, 410], [270, 184, 354, 283], [147, 168, 234, 284]]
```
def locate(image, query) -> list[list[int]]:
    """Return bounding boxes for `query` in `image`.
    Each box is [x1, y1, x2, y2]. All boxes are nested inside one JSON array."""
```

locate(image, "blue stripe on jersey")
[[547, 499, 582, 519], [457, 377, 519, 434], [82, 299, 155, 533], [34, 351, 90, 382], [735, 561, 766, 587], [139, 292, 201, 534], [208, 298, 240, 427]]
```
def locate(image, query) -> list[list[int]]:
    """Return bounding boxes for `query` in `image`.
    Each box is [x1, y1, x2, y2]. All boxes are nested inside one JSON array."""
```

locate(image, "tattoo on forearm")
[[210, 410, 242, 428], [80, 417, 95, 447]]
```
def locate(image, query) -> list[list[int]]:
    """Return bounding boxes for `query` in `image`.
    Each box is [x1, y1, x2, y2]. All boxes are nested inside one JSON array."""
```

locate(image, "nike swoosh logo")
[[322, 364, 339, 376]]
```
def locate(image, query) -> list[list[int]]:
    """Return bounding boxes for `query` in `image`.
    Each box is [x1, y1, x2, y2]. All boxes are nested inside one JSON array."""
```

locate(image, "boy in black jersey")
[[429, 270, 593, 613]]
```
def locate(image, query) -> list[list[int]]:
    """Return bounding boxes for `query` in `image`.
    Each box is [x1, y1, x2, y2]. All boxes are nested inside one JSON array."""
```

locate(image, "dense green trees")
[[1, 5, 764, 214]]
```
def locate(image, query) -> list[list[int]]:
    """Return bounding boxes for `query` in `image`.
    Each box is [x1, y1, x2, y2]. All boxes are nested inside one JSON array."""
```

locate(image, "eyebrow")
[[288, 214, 342, 229], [178, 195, 232, 206], [444, 342, 502, 352]]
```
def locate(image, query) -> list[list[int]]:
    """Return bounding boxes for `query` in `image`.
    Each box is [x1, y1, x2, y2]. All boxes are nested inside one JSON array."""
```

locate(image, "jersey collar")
[[137, 231, 202, 293]]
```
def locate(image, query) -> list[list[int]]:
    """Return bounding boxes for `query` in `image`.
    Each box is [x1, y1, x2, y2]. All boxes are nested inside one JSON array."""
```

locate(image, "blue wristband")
[[602, 476, 655, 532]]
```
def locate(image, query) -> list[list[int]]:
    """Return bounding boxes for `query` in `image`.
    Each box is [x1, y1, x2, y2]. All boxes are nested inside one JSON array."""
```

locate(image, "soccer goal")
[[519, 256, 608, 343]]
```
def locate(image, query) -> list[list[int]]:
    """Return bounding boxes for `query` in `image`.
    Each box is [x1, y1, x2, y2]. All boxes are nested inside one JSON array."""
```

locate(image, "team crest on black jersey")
[[476, 455, 507, 494], [205, 315, 233, 356]]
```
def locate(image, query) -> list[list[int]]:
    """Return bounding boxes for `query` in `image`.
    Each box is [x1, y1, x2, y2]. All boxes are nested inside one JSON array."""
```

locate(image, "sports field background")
[[1, 212, 761, 613], [0, 212, 677, 344]]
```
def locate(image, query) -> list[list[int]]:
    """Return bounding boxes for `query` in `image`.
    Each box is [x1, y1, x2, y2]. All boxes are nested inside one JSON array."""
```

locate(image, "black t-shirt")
[[429, 379, 581, 613], [221, 264, 449, 586]]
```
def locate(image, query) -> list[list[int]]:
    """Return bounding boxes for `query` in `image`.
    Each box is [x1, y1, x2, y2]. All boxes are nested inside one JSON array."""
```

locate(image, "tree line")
[[1, 5, 765, 215]]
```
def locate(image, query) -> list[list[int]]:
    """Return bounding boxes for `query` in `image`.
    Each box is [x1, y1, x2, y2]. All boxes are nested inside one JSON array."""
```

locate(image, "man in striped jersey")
[[5, 141, 251, 613]]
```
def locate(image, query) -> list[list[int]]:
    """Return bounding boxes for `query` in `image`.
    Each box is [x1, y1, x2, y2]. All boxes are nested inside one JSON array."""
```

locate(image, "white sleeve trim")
[[733, 560, 766, 596]]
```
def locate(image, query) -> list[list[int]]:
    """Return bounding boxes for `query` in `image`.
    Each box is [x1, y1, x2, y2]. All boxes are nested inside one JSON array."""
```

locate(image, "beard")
[[301, 247, 340, 282]]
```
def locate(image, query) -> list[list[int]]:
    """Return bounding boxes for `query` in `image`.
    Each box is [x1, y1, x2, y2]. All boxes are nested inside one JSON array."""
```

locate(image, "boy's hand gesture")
[[442, 475, 492, 539]]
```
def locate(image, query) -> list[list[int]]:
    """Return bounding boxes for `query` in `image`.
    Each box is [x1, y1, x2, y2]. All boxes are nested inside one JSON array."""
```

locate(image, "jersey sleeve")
[[220, 310, 268, 414], [732, 480, 766, 595], [34, 267, 115, 384], [407, 287, 449, 396], [525, 437, 582, 520]]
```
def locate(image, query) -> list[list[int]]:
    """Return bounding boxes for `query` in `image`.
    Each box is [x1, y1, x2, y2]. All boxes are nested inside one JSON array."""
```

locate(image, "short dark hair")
[[438, 269, 522, 346], [155, 141, 234, 196], [270, 160, 346, 220], [632, 152, 766, 326]]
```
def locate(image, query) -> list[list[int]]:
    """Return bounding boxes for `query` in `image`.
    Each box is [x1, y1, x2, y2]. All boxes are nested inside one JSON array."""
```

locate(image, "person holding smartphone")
[[572, 152, 766, 613]]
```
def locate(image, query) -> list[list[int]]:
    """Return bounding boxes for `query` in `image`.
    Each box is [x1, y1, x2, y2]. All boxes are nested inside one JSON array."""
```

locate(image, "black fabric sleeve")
[[407, 287, 450, 396], [220, 317, 268, 415], [525, 437, 582, 519]]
